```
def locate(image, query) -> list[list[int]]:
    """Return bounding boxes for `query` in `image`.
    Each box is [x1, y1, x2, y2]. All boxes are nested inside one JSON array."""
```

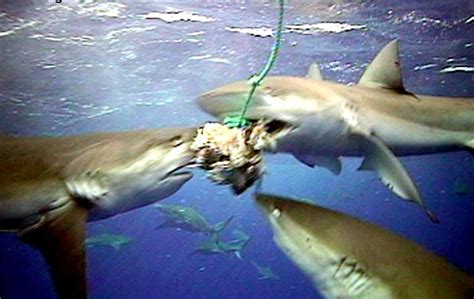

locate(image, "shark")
[[193, 229, 251, 259], [154, 203, 233, 235], [251, 261, 281, 280], [0, 127, 196, 298], [85, 233, 133, 251], [254, 193, 474, 298], [198, 40, 474, 222]]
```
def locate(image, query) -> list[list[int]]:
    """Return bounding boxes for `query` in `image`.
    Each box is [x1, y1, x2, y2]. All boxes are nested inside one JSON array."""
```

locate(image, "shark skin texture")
[[0, 127, 197, 299], [254, 193, 474, 299], [198, 40, 474, 223]]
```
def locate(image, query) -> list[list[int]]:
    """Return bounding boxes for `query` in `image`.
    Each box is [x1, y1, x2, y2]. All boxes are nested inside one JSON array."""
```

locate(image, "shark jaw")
[[254, 193, 474, 299]]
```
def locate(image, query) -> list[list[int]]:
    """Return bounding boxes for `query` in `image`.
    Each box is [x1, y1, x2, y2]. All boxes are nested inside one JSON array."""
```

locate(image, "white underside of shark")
[[198, 40, 474, 222]]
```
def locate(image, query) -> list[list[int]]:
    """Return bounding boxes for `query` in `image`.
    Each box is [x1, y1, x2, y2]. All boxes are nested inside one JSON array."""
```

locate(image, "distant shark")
[[251, 261, 281, 280], [193, 230, 251, 259], [154, 203, 233, 235], [0, 127, 196, 298], [86, 233, 133, 251], [255, 193, 474, 298], [198, 40, 474, 222]]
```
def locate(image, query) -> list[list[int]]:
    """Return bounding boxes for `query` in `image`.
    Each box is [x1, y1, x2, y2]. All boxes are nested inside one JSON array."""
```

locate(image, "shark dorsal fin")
[[20, 204, 88, 299], [359, 40, 406, 92], [306, 63, 323, 80]]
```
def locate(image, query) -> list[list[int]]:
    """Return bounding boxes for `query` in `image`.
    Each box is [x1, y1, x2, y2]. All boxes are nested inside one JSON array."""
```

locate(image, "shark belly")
[[365, 110, 469, 155]]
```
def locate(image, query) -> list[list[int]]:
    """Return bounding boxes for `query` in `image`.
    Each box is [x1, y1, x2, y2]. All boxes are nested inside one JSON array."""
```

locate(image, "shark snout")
[[254, 193, 285, 219], [198, 80, 267, 118]]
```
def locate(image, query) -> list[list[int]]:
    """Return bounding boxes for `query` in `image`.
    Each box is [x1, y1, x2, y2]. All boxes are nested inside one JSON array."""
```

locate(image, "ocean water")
[[0, 0, 473, 298]]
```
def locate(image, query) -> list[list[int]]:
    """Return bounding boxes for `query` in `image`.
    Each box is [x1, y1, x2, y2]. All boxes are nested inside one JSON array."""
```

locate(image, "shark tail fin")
[[213, 216, 234, 233]]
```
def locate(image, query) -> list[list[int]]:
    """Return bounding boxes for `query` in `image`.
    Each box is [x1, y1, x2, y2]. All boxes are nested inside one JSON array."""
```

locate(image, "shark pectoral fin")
[[112, 244, 121, 251], [234, 251, 243, 260], [306, 63, 323, 80], [294, 153, 342, 175], [355, 132, 439, 223], [358, 40, 407, 93], [20, 204, 88, 299]]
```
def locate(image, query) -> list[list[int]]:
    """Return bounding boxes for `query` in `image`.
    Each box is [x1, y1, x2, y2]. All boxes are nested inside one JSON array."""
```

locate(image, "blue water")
[[0, 0, 473, 298]]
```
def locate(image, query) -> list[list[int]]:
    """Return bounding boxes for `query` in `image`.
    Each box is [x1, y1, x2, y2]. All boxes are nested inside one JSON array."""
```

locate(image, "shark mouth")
[[188, 119, 294, 194], [165, 161, 193, 180], [254, 119, 295, 152]]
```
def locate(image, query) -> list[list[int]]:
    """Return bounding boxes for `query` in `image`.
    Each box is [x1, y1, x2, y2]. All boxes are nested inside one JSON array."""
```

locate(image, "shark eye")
[[272, 207, 282, 218]]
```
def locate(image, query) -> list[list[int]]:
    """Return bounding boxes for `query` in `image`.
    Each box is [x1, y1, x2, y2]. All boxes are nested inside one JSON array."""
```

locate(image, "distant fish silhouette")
[[154, 203, 233, 235]]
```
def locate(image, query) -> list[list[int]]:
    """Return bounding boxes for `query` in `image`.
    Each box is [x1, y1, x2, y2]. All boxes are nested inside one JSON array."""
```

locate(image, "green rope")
[[224, 0, 285, 128]]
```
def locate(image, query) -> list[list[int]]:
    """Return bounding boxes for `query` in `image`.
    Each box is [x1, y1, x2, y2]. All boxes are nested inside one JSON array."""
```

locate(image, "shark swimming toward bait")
[[255, 193, 474, 298], [0, 127, 196, 298], [154, 203, 233, 235], [198, 40, 474, 222]]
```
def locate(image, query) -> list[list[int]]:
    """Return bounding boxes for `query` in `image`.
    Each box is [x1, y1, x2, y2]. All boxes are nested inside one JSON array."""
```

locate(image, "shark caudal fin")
[[213, 216, 234, 233], [20, 204, 88, 299]]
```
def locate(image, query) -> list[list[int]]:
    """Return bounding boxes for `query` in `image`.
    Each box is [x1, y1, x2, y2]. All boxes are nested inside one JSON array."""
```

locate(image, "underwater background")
[[0, 0, 473, 298]]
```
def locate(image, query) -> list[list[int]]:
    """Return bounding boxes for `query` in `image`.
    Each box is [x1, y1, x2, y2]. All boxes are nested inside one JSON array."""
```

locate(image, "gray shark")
[[86, 233, 133, 251], [254, 193, 474, 298], [251, 261, 281, 280], [193, 229, 251, 259], [154, 203, 233, 235], [198, 40, 474, 222], [0, 127, 196, 298]]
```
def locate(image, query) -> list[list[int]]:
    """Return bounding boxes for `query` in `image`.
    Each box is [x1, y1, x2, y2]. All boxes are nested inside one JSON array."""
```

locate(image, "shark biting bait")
[[190, 121, 274, 194]]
